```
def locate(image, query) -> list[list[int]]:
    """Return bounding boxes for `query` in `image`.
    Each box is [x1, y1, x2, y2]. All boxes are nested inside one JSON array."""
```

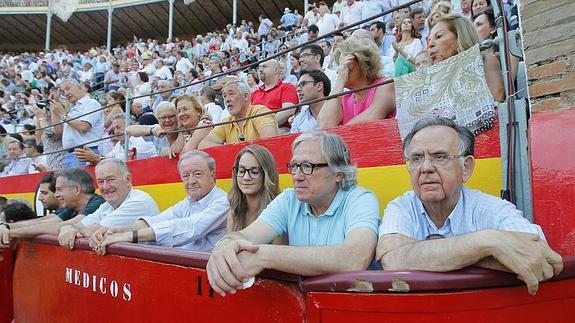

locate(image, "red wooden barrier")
[[0, 247, 13, 323], [530, 108, 575, 255]]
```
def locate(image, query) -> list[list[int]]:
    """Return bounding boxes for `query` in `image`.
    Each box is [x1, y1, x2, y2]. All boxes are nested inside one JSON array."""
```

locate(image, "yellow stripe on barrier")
[[3, 158, 502, 216]]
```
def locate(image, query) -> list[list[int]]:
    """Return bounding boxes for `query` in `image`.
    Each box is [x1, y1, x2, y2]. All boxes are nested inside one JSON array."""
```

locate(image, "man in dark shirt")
[[0, 168, 104, 245]]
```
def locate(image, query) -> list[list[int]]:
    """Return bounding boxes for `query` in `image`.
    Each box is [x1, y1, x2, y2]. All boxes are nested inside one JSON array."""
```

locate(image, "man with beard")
[[251, 59, 298, 131], [199, 80, 278, 148]]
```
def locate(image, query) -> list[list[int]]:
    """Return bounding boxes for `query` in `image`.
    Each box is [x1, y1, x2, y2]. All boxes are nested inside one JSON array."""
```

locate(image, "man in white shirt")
[[53, 78, 104, 168], [175, 51, 194, 75], [316, 2, 340, 36], [90, 150, 230, 254], [232, 31, 249, 52], [153, 59, 173, 81], [199, 86, 223, 123], [58, 158, 160, 249], [340, 0, 364, 27]]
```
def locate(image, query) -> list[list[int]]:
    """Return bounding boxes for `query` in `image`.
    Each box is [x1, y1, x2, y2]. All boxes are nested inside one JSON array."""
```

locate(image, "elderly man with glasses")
[[376, 118, 563, 295], [206, 131, 380, 296], [89, 150, 229, 255]]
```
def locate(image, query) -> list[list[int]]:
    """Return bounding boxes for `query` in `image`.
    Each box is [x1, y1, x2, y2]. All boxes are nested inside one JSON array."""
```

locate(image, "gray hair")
[[60, 78, 81, 88], [56, 167, 96, 194], [178, 150, 216, 174], [292, 131, 357, 190], [223, 79, 252, 96], [110, 113, 134, 125], [96, 158, 131, 177], [403, 117, 475, 157]]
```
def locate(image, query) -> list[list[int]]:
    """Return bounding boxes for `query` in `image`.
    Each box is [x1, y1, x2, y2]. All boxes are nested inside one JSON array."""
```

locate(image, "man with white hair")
[[53, 78, 104, 168], [206, 131, 380, 296], [58, 159, 159, 249], [90, 150, 229, 254], [199, 80, 278, 148]]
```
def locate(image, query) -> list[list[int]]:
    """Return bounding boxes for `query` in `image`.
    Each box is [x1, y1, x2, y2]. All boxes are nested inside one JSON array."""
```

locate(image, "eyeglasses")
[[181, 171, 206, 181], [406, 153, 463, 169], [55, 185, 77, 193], [157, 114, 176, 121], [287, 162, 328, 175], [296, 80, 316, 88], [300, 53, 316, 58], [233, 166, 262, 178]]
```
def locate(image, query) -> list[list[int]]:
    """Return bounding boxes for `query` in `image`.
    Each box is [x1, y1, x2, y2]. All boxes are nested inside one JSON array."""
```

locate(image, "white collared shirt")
[[141, 186, 230, 252], [81, 189, 160, 228], [62, 95, 104, 149]]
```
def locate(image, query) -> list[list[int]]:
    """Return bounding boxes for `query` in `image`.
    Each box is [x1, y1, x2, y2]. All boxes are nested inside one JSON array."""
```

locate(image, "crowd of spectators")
[[0, 0, 562, 299], [0, 0, 520, 178]]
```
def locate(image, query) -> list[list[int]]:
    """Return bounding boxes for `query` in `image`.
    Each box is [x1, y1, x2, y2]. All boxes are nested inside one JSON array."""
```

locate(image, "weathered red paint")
[[0, 247, 13, 323], [13, 237, 305, 323], [0, 119, 501, 195], [530, 108, 575, 256]]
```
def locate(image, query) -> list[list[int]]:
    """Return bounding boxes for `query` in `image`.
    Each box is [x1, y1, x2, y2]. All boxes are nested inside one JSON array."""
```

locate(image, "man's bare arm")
[[255, 227, 376, 276], [10, 215, 84, 239], [377, 230, 563, 295]]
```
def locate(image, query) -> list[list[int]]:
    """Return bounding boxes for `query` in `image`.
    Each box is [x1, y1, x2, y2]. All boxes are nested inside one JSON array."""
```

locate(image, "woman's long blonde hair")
[[228, 144, 279, 232]]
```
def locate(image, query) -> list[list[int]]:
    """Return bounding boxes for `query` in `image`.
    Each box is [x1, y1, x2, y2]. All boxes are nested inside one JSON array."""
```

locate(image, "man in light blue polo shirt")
[[376, 118, 563, 295], [206, 131, 380, 296], [53, 78, 104, 168]]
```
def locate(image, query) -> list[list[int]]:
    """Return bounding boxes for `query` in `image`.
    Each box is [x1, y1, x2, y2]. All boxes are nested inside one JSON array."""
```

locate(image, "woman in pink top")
[[319, 37, 396, 128]]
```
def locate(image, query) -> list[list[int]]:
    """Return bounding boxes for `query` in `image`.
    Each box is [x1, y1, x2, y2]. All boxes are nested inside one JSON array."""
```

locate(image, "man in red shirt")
[[251, 59, 299, 132]]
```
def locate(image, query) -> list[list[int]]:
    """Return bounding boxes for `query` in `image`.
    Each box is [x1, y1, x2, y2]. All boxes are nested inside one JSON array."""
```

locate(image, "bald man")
[[251, 59, 299, 130]]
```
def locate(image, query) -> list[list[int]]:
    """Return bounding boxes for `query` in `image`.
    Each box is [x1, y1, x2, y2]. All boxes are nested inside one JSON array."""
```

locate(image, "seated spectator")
[[173, 95, 213, 154], [414, 50, 433, 70], [150, 80, 173, 114], [206, 131, 380, 296], [299, 44, 338, 89], [199, 86, 224, 123], [1, 199, 36, 223], [472, 0, 491, 17], [0, 140, 32, 177], [23, 139, 47, 173], [428, 14, 504, 101], [228, 144, 286, 244], [474, 9, 519, 80], [390, 16, 424, 76], [130, 100, 158, 125], [198, 80, 278, 148], [319, 37, 396, 128], [126, 101, 178, 158], [133, 72, 152, 109], [376, 118, 563, 295], [74, 112, 157, 163], [245, 70, 261, 93], [58, 159, 160, 249], [0, 169, 105, 244], [90, 151, 229, 254], [251, 59, 299, 131], [291, 70, 330, 133]]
